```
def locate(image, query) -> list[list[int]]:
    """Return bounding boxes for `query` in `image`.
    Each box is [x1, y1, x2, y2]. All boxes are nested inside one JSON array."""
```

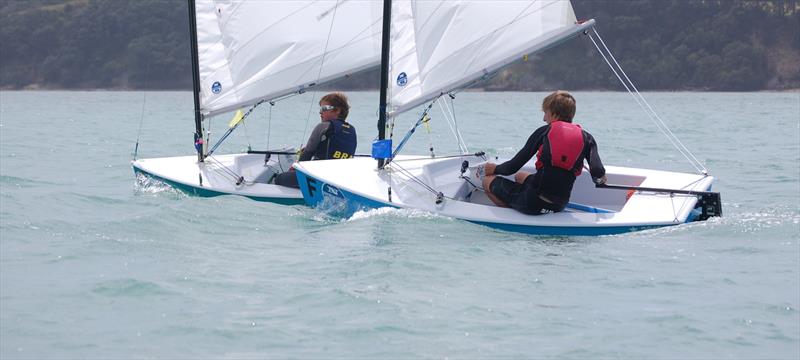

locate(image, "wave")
[[0, 174, 55, 188], [621, 205, 799, 239], [92, 278, 175, 297], [348, 207, 447, 222], [133, 173, 186, 198]]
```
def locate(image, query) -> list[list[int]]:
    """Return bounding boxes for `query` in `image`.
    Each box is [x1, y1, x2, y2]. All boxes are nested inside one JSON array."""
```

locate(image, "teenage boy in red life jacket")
[[482, 91, 607, 215]]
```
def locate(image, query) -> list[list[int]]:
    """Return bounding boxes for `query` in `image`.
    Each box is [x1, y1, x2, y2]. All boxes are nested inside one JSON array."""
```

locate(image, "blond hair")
[[541, 90, 576, 123]]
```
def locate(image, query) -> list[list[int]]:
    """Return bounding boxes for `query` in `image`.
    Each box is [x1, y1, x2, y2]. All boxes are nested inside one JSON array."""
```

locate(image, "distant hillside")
[[499, 0, 800, 91], [1, 0, 798, 91], [1, 0, 191, 89]]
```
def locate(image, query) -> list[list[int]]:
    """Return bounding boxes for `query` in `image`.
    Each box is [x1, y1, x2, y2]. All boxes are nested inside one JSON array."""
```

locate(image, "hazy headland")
[[1, 0, 798, 91]]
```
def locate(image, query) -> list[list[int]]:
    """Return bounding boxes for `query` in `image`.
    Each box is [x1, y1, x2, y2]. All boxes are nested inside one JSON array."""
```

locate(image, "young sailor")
[[274, 92, 357, 188], [482, 91, 607, 215]]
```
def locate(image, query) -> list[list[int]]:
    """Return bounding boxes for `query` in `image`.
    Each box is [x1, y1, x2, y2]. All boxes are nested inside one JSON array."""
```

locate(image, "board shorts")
[[490, 176, 563, 215]]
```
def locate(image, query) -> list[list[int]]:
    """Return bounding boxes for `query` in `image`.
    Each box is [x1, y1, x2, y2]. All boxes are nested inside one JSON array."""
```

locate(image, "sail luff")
[[377, 0, 393, 169], [388, 20, 595, 118], [187, 0, 204, 162]]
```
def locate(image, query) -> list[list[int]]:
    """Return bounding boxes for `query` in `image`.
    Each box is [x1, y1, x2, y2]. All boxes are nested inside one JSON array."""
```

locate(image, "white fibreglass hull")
[[132, 153, 302, 204], [294, 156, 716, 235]]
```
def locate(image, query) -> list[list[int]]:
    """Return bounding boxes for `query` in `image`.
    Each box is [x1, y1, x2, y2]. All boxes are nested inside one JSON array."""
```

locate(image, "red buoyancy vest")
[[535, 121, 585, 176]]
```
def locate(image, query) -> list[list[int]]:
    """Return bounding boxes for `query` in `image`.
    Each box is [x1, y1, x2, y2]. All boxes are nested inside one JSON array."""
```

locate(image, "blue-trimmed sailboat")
[[132, 0, 384, 204], [295, 0, 722, 235]]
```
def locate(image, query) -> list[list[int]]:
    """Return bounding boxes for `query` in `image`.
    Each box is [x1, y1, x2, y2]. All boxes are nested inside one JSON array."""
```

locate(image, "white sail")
[[195, 0, 383, 117], [388, 0, 590, 116]]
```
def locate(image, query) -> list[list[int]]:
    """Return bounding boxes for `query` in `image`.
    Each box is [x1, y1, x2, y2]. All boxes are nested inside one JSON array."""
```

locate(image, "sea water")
[[1, 91, 798, 359]]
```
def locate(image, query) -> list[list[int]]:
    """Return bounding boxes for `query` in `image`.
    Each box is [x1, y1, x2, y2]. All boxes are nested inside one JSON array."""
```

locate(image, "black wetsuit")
[[491, 121, 605, 214]]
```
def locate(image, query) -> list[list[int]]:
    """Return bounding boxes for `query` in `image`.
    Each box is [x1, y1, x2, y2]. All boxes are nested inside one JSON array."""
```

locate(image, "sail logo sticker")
[[322, 183, 343, 198], [211, 81, 222, 94], [397, 72, 408, 87]]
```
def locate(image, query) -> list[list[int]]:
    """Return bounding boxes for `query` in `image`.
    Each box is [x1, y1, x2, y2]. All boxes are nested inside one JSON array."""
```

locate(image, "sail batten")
[[195, 1, 383, 117]]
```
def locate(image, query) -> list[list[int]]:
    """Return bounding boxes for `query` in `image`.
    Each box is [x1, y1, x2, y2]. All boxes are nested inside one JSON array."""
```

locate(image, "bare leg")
[[483, 175, 509, 207], [515, 171, 531, 184]]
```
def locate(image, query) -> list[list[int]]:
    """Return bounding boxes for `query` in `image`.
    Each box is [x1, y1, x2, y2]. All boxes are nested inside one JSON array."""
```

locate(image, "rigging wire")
[[266, 102, 273, 150], [422, 112, 435, 158], [435, 99, 456, 153], [391, 152, 487, 162], [241, 114, 252, 151], [391, 93, 476, 161], [206, 117, 213, 156], [673, 176, 709, 220], [588, 33, 695, 172], [388, 97, 440, 162], [133, 57, 151, 161], [204, 155, 244, 184], [388, 162, 450, 200], [436, 95, 469, 154], [300, 0, 341, 148], [385, 153, 489, 205], [588, 29, 707, 175], [205, 99, 265, 157], [204, 90, 317, 157], [584, 29, 712, 220], [594, 29, 707, 174], [448, 94, 468, 154]]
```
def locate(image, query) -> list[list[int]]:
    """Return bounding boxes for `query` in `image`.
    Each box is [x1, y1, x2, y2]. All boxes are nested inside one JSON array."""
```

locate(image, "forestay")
[[195, 0, 383, 117], [388, 0, 585, 116]]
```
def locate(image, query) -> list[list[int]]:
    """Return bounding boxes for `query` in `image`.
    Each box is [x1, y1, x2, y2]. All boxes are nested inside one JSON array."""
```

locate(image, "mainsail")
[[387, 0, 590, 116], [195, 1, 384, 117]]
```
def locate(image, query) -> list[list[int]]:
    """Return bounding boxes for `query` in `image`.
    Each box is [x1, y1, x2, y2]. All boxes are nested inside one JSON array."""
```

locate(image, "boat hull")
[[133, 153, 303, 205], [295, 156, 716, 236]]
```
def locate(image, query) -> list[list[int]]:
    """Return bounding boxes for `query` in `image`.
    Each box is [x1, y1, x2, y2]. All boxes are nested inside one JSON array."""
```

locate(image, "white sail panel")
[[388, 0, 584, 116], [196, 1, 383, 117]]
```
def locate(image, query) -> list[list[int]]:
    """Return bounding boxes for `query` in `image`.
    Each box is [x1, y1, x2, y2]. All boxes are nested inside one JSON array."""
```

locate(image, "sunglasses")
[[319, 104, 336, 113]]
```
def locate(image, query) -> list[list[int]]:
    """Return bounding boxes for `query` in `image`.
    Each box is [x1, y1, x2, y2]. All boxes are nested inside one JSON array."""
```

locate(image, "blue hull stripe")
[[471, 221, 666, 236]]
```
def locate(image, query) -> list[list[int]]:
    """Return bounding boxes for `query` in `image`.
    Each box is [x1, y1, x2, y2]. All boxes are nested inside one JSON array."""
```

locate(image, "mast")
[[376, 0, 392, 169], [188, 0, 204, 162]]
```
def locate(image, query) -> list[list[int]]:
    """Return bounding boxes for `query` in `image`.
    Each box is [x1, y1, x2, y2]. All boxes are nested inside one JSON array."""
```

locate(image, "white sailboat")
[[294, 0, 722, 235], [132, 0, 383, 204]]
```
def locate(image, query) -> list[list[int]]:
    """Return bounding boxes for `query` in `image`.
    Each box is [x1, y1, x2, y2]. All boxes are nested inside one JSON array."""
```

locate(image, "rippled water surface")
[[1, 91, 798, 359]]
